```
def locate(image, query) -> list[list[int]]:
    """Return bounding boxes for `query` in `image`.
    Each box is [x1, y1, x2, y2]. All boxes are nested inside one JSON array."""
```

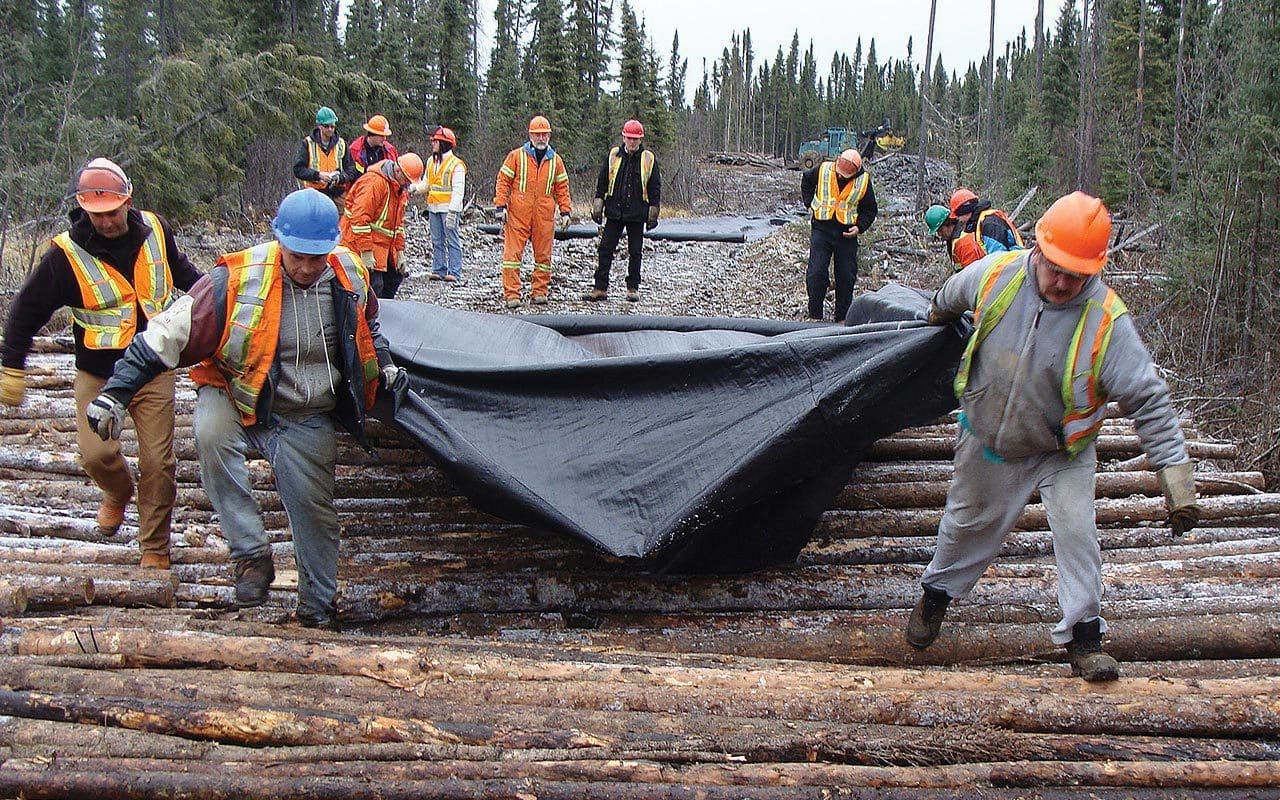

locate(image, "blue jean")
[[429, 211, 464, 278], [193, 386, 340, 619]]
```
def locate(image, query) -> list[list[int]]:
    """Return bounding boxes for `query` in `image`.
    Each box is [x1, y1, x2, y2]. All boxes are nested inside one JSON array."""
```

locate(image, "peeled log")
[[0, 580, 29, 616], [7, 575, 93, 609], [869, 436, 1238, 461]]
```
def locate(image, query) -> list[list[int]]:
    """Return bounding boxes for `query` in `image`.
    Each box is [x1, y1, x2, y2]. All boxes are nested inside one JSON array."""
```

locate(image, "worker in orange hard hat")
[[340, 152, 425, 299], [350, 114, 400, 175], [493, 115, 573, 308], [1, 157, 203, 570], [293, 106, 357, 211], [800, 148, 877, 322], [583, 119, 662, 303], [940, 186, 1024, 270], [911, 191, 1199, 683]]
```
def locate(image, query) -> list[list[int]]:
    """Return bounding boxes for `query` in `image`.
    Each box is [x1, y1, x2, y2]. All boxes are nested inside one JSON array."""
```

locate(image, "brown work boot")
[[1065, 618, 1121, 682], [233, 554, 276, 607], [96, 501, 128, 537], [906, 584, 951, 650], [139, 552, 171, 570], [582, 288, 608, 301], [531, 294, 548, 305], [505, 298, 522, 309]]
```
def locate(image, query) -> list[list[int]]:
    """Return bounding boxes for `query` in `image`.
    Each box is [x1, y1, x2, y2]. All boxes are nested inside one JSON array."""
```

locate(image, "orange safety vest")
[[426, 152, 466, 206], [190, 241, 380, 426], [300, 135, 347, 190], [605, 147, 655, 203], [809, 162, 870, 226], [953, 251, 1129, 458], [950, 208, 1024, 270], [54, 210, 174, 350]]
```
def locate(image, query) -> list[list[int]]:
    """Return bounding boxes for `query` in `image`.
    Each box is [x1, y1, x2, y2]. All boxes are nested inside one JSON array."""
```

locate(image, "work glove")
[[0, 366, 25, 407], [493, 206, 506, 224], [1158, 461, 1200, 536], [408, 180, 427, 195], [590, 198, 603, 224], [558, 212, 571, 233], [646, 205, 659, 231], [445, 210, 460, 232], [86, 393, 126, 441], [360, 250, 377, 271], [379, 364, 408, 392]]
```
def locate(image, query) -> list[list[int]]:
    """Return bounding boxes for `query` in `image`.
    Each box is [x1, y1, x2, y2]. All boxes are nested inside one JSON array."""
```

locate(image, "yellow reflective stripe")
[[1062, 289, 1128, 456], [810, 165, 868, 225], [533, 263, 552, 272], [517, 153, 528, 193], [57, 232, 136, 348], [136, 211, 173, 319], [220, 242, 277, 415], [952, 251, 1026, 399]]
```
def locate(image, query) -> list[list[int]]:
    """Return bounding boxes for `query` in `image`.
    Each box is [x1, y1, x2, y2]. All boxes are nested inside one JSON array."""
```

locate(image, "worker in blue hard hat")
[[86, 188, 406, 630]]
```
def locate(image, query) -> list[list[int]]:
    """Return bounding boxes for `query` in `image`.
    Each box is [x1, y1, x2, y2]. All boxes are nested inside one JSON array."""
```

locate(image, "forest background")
[[1, 0, 1278, 481]]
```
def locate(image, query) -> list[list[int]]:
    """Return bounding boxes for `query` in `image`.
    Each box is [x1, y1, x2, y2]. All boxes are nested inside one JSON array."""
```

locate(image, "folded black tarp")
[[476, 215, 788, 243], [374, 284, 966, 573]]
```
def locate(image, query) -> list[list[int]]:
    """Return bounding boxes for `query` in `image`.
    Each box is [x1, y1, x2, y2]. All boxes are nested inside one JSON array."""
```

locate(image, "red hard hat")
[[1035, 191, 1112, 276], [76, 158, 132, 213], [432, 126, 457, 146], [949, 188, 978, 216], [622, 119, 645, 137]]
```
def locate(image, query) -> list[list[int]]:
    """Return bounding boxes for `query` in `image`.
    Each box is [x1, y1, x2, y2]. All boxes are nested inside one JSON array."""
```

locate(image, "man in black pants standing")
[[800, 149, 877, 322], [584, 119, 662, 303]]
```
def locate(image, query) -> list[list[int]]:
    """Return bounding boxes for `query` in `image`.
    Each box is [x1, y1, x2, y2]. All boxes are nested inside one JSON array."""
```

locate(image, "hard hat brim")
[[274, 228, 340, 256], [76, 192, 129, 213], [1034, 225, 1106, 276]]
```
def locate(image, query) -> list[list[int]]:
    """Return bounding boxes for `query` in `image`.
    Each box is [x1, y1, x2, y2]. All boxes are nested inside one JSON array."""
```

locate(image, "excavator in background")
[[796, 118, 903, 170]]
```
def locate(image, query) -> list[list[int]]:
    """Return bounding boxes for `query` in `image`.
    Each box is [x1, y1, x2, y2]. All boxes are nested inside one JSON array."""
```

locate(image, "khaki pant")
[[74, 370, 178, 556]]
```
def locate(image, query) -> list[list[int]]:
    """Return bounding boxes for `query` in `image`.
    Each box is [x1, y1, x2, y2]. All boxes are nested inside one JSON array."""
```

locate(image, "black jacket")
[[292, 128, 358, 198], [801, 165, 878, 237], [594, 145, 662, 222], [1, 207, 203, 378]]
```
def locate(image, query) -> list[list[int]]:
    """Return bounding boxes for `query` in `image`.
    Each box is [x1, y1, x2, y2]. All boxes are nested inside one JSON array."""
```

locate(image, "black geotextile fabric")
[[373, 283, 967, 573]]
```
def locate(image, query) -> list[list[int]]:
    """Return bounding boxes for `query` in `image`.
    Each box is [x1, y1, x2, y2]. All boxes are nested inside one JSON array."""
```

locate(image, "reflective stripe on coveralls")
[[605, 147, 655, 203], [953, 250, 1129, 457], [809, 162, 870, 226], [55, 210, 174, 349], [189, 242, 380, 426]]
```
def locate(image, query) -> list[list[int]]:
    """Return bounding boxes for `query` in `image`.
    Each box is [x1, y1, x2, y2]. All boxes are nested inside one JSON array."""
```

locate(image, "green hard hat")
[[315, 106, 338, 125], [924, 204, 951, 235]]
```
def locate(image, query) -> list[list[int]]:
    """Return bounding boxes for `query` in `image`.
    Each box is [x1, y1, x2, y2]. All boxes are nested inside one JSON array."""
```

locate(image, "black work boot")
[[1065, 618, 1120, 682], [296, 605, 341, 631], [906, 584, 951, 650], [233, 554, 276, 607]]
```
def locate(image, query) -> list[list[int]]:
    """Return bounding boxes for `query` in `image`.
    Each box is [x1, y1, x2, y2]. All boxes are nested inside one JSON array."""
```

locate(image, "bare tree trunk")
[[1035, 0, 1045, 93], [984, 0, 996, 166], [1171, 0, 1189, 192], [915, 0, 938, 211], [1135, 0, 1147, 204]]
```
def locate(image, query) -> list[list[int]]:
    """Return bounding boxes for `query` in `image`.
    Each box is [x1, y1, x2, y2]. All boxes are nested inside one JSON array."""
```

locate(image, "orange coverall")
[[493, 143, 572, 300], [339, 160, 408, 273]]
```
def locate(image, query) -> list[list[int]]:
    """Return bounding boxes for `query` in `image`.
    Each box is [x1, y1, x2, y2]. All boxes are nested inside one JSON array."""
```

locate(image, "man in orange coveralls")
[[493, 115, 573, 308], [339, 153, 425, 299]]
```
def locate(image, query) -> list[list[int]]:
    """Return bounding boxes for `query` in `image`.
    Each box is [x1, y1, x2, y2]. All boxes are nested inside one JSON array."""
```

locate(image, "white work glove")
[[1158, 461, 1200, 536], [445, 210, 460, 232], [408, 180, 427, 195], [86, 394, 126, 441], [493, 207, 506, 224], [557, 212, 571, 233], [360, 251, 376, 271], [380, 364, 407, 391], [0, 366, 25, 407]]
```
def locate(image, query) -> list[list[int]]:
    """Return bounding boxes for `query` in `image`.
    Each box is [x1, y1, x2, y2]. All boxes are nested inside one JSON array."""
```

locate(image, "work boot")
[[625, 289, 640, 303], [96, 500, 128, 537], [505, 298, 522, 309], [582, 288, 608, 301], [233, 555, 275, 607], [1065, 618, 1121, 682], [531, 294, 548, 305], [296, 606, 341, 631], [906, 584, 951, 650], [139, 552, 171, 570]]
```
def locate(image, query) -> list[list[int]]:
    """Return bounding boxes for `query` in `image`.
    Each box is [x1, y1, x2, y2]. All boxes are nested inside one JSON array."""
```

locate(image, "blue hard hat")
[[272, 189, 340, 255]]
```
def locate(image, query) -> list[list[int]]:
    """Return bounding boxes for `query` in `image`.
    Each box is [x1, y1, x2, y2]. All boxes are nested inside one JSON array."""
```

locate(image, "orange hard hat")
[[432, 126, 457, 146], [528, 115, 552, 134], [396, 153, 425, 183], [949, 188, 978, 216], [75, 158, 132, 213], [363, 114, 392, 136], [1035, 191, 1112, 276], [835, 149, 862, 175], [622, 119, 645, 137]]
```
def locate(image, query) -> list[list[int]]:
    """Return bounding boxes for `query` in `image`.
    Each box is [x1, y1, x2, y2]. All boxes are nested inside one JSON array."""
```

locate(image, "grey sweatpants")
[[920, 428, 1105, 644], [194, 386, 340, 619]]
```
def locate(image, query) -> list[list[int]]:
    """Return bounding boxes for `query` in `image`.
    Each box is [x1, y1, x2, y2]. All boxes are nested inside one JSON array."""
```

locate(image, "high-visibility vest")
[[426, 152, 466, 205], [953, 251, 1129, 458], [951, 208, 1025, 269], [500, 147, 568, 197], [809, 163, 870, 226], [54, 210, 174, 350], [604, 147, 655, 203], [190, 242, 380, 426], [300, 135, 347, 190]]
